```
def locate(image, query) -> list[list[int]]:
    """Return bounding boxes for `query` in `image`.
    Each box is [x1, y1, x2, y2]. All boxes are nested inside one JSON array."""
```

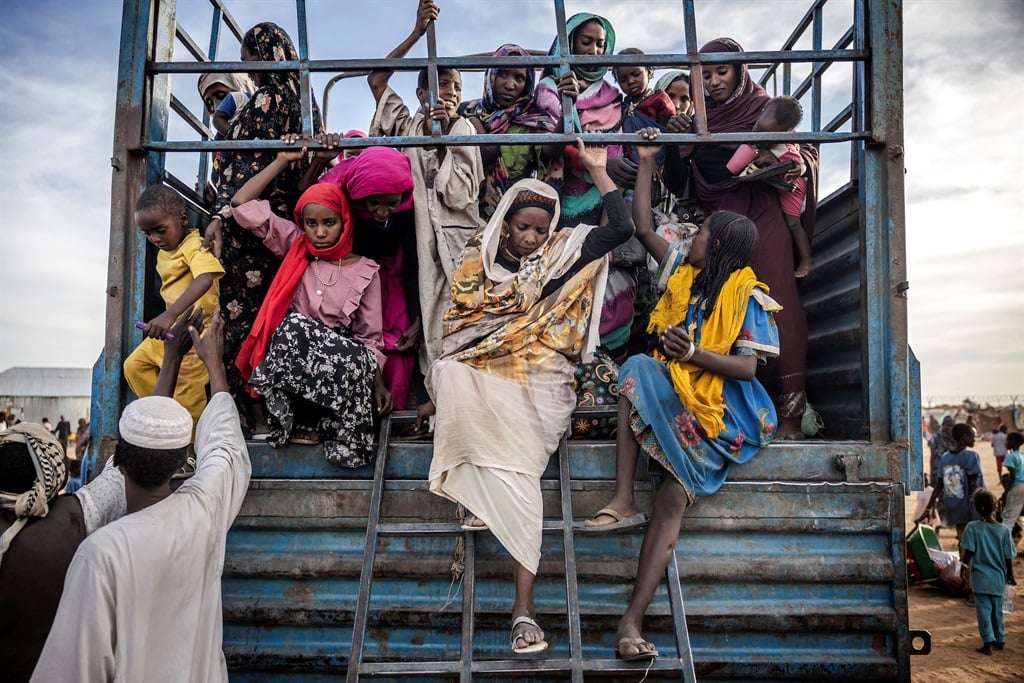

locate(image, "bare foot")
[[795, 259, 816, 278]]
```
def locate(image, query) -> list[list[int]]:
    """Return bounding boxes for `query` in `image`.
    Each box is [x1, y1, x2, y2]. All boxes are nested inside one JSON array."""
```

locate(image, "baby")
[[731, 96, 814, 277]]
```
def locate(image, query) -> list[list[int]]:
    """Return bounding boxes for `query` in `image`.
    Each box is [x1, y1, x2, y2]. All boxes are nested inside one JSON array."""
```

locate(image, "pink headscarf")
[[318, 146, 414, 218]]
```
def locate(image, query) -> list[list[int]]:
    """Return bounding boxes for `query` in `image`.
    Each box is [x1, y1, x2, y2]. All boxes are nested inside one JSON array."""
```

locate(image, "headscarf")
[[0, 424, 67, 567], [459, 44, 556, 134], [318, 147, 414, 219], [241, 22, 300, 94], [677, 38, 769, 159], [655, 69, 689, 94], [547, 13, 616, 83], [196, 72, 255, 101], [648, 263, 770, 438], [235, 184, 355, 385]]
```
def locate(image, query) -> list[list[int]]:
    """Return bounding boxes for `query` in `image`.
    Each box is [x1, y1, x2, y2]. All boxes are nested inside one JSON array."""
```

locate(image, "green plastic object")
[[906, 524, 942, 583]]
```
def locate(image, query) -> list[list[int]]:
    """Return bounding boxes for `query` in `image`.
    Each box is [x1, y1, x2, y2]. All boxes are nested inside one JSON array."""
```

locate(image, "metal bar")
[[852, 0, 867, 182], [145, 130, 871, 153], [346, 416, 394, 683], [196, 3, 222, 196], [682, 0, 708, 136], [790, 27, 855, 103], [170, 93, 211, 138], [208, 0, 245, 42], [553, 0, 575, 135], [557, 435, 583, 683], [823, 102, 854, 133], [151, 50, 868, 75], [907, 348, 923, 490], [425, 16, 441, 136], [889, 486, 911, 680], [812, 5, 824, 131], [665, 545, 697, 681], [460, 529, 476, 682], [294, 0, 314, 138], [175, 25, 207, 62]]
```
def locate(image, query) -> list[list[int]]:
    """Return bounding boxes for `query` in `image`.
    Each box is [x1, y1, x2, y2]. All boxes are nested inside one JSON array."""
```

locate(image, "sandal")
[[615, 636, 659, 662], [578, 508, 648, 535], [511, 615, 549, 654]]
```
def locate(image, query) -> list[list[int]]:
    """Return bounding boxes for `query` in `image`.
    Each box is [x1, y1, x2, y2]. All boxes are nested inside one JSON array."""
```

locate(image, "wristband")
[[681, 343, 697, 362]]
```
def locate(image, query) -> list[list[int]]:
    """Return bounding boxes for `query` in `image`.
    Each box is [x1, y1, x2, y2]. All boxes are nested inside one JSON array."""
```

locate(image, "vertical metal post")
[[425, 19, 442, 136], [812, 5, 823, 131], [664, 550, 697, 681], [681, 0, 707, 136], [196, 5, 222, 198], [851, 0, 867, 189], [295, 0, 315, 137], [557, 436, 583, 683], [459, 531, 476, 683], [553, 0, 576, 135]]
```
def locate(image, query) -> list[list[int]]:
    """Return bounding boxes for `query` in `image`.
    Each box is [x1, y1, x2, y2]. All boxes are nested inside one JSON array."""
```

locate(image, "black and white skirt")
[[250, 312, 377, 467]]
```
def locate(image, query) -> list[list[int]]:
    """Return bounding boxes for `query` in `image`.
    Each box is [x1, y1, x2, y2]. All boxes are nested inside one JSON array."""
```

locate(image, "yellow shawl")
[[648, 263, 767, 438]]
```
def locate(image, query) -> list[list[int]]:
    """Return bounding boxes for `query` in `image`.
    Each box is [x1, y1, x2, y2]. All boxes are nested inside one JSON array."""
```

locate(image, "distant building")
[[0, 367, 91, 426]]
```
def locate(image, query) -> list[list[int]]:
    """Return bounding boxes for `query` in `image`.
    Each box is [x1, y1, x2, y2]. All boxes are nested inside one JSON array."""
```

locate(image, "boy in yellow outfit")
[[123, 185, 224, 430]]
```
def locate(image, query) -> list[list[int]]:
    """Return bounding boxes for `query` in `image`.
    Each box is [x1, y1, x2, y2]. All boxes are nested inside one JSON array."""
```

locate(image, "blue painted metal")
[[101, 1, 914, 679]]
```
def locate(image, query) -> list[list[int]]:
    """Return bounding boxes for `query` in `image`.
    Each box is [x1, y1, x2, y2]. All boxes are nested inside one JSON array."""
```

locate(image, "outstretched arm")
[[153, 306, 204, 396], [368, 0, 439, 103], [231, 145, 307, 207], [190, 309, 228, 395], [632, 128, 670, 264]]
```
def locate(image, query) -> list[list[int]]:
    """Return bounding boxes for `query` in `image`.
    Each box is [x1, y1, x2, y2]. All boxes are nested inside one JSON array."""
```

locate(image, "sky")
[[0, 0, 1021, 404]]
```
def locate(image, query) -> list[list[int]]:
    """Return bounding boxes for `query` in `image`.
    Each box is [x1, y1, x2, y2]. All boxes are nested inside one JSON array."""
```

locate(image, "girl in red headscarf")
[[231, 147, 392, 467]]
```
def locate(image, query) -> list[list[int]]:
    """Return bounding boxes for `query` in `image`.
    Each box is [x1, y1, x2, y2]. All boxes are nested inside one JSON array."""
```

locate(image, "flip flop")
[[511, 615, 549, 654], [615, 636, 659, 662], [577, 508, 648, 535]]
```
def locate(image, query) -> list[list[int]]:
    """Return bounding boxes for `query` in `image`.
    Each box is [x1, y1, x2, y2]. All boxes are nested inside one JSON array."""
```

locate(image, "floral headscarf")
[[242, 22, 300, 94]]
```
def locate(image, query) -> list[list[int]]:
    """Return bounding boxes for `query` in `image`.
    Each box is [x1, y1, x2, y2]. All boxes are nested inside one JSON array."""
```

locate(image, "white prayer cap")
[[118, 396, 192, 449]]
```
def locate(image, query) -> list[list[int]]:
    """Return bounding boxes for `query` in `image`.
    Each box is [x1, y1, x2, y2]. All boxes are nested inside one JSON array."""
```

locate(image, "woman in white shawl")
[[416, 140, 634, 654]]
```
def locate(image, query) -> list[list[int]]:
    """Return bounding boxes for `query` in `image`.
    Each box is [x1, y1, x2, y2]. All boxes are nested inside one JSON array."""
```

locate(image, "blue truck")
[[89, 0, 923, 679]]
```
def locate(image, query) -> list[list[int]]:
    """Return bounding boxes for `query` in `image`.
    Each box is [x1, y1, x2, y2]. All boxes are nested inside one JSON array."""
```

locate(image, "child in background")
[[1000, 432, 1024, 541], [197, 72, 255, 138], [123, 185, 224, 427], [959, 489, 1016, 655], [366, 0, 484, 376], [730, 96, 814, 278], [231, 147, 391, 467], [991, 425, 1008, 475], [654, 69, 694, 117], [213, 91, 253, 137], [920, 423, 986, 546], [614, 48, 675, 165]]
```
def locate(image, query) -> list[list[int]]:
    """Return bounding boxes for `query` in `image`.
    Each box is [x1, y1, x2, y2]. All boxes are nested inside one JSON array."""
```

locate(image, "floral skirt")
[[250, 312, 376, 467], [620, 354, 776, 502]]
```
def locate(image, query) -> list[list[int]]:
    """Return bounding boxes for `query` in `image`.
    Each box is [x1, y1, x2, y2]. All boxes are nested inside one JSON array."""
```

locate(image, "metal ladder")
[[345, 410, 697, 681]]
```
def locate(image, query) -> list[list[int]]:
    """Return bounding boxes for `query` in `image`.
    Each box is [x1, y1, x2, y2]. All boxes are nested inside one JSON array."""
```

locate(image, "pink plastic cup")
[[726, 144, 758, 175]]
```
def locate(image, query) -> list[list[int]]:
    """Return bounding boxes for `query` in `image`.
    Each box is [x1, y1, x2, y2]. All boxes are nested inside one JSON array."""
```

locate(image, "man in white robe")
[[32, 310, 250, 683]]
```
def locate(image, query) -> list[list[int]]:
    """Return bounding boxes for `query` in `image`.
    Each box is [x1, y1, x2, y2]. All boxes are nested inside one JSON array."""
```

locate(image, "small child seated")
[[231, 147, 391, 467], [123, 185, 224, 428], [729, 96, 814, 278], [614, 48, 676, 164]]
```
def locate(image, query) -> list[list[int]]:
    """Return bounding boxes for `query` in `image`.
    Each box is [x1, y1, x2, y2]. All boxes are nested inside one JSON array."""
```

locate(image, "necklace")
[[312, 258, 338, 296]]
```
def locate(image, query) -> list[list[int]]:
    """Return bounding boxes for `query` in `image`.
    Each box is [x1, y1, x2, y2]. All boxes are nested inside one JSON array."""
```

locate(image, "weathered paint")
[[97, 1, 916, 680]]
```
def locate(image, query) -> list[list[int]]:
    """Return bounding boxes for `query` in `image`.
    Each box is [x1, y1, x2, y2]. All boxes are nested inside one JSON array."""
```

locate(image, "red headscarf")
[[235, 184, 354, 386], [318, 146, 414, 218], [679, 38, 770, 158]]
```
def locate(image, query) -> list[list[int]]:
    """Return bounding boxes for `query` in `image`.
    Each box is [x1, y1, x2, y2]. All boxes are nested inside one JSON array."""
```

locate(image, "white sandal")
[[511, 615, 549, 654]]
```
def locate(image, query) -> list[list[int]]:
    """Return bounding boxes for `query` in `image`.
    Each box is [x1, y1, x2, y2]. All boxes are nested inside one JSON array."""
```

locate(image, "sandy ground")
[[906, 437, 1024, 681]]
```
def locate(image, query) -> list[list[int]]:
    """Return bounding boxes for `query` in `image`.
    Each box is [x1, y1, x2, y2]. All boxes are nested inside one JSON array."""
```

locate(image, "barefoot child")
[[231, 148, 392, 466], [123, 185, 224, 427], [960, 489, 1016, 655]]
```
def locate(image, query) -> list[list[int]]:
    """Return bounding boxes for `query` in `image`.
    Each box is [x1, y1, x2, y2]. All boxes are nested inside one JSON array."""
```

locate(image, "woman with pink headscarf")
[[319, 148, 419, 409]]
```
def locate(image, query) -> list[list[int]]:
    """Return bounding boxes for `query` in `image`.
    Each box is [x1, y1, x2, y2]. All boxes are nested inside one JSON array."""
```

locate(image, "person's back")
[[0, 495, 84, 682], [938, 425, 984, 528], [32, 311, 250, 683], [960, 490, 1016, 654], [991, 425, 1008, 473]]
